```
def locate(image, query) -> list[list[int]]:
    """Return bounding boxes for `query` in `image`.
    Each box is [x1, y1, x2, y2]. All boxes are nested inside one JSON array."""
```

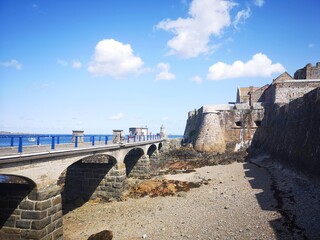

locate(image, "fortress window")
[[255, 120, 262, 127], [235, 121, 242, 127]]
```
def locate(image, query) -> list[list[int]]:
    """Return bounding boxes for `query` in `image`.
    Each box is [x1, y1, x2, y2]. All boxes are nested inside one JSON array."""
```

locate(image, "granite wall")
[[250, 87, 320, 176]]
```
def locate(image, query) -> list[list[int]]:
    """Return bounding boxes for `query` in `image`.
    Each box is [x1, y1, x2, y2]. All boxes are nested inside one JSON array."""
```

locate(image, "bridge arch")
[[0, 174, 37, 236], [58, 154, 118, 212], [158, 142, 163, 152], [124, 148, 145, 177], [147, 144, 157, 157]]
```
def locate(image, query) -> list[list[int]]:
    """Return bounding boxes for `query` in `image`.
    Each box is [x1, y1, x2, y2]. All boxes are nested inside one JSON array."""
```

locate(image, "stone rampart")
[[250, 87, 320, 176], [273, 80, 320, 104]]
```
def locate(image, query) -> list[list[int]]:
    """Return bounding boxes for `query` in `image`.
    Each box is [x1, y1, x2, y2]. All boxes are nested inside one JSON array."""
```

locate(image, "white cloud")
[[108, 113, 124, 120], [156, 0, 236, 58], [233, 7, 251, 29], [88, 39, 144, 78], [191, 75, 203, 84], [253, 0, 265, 7], [72, 60, 82, 69], [0, 59, 22, 70], [156, 62, 176, 81], [207, 53, 285, 80]]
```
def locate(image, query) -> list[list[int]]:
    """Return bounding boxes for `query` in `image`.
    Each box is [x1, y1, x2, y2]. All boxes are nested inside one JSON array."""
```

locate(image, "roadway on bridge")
[[0, 138, 162, 159]]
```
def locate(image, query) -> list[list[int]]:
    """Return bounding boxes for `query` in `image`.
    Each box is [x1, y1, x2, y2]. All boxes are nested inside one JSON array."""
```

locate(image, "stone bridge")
[[0, 139, 164, 239]]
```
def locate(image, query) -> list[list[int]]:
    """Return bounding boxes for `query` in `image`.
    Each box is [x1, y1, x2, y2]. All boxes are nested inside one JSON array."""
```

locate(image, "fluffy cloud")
[[191, 75, 203, 84], [207, 53, 285, 80], [0, 59, 22, 70], [88, 39, 144, 78], [156, 62, 176, 81], [156, 0, 236, 58], [108, 113, 124, 120], [233, 7, 251, 29], [253, 0, 265, 7]]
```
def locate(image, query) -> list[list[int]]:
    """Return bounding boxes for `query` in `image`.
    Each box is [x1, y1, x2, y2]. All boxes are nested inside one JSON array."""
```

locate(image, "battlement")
[[294, 62, 320, 79]]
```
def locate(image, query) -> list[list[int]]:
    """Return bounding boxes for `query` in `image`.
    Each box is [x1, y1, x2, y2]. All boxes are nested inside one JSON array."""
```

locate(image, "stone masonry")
[[59, 161, 127, 203], [0, 184, 63, 240]]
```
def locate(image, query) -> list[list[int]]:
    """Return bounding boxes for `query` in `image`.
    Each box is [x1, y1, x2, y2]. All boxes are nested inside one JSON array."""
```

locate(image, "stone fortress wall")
[[183, 62, 320, 169]]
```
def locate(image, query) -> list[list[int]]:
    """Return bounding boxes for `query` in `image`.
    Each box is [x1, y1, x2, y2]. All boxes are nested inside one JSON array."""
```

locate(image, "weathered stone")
[[41, 233, 54, 240], [52, 195, 61, 206], [51, 211, 62, 222], [20, 228, 47, 239], [46, 222, 56, 235], [31, 216, 51, 230], [106, 176, 116, 182], [48, 206, 58, 216], [3, 215, 16, 227], [12, 209, 21, 216], [21, 210, 47, 220], [56, 203, 62, 211], [19, 199, 35, 210], [52, 227, 63, 239], [35, 199, 52, 210], [112, 182, 123, 189], [16, 220, 31, 229], [0, 226, 21, 235], [115, 175, 126, 182], [29, 186, 61, 201], [55, 218, 63, 228]]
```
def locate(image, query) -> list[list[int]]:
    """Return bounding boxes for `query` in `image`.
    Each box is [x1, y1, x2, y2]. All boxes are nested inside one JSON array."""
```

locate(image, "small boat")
[[28, 137, 36, 142]]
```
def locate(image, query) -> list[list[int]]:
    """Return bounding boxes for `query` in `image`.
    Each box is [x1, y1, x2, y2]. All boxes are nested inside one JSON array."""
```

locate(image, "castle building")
[[184, 62, 320, 153]]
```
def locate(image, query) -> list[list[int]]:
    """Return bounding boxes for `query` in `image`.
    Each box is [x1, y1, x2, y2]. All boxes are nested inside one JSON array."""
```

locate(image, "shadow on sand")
[[242, 156, 319, 239]]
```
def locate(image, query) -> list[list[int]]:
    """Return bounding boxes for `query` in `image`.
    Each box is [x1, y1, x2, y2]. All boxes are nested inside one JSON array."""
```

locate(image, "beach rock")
[[87, 230, 113, 240], [127, 179, 201, 198]]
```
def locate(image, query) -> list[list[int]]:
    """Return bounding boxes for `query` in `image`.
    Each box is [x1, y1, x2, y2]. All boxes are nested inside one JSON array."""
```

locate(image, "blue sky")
[[0, 0, 319, 135]]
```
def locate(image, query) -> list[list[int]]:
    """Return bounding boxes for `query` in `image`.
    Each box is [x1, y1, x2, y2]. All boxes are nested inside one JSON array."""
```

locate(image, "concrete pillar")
[[0, 185, 63, 240]]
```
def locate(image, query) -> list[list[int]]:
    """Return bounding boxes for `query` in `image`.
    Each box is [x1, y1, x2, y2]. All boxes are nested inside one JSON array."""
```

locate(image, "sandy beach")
[[63, 157, 320, 240]]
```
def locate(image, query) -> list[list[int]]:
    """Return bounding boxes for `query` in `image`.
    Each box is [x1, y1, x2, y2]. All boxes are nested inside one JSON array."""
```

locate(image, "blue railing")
[[0, 134, 162, 153]]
